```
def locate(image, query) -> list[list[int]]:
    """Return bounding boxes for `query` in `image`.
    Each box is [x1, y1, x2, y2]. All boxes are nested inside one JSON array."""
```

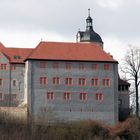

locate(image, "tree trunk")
[[135, 75, 139, 117]]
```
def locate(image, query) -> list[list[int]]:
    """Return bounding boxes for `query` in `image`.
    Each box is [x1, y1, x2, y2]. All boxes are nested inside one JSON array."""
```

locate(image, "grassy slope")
[[0, 112, 139, 140]]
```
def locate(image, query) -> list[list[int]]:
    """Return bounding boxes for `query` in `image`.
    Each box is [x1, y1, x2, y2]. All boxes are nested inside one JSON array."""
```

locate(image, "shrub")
[[0, 111, 139, 140]]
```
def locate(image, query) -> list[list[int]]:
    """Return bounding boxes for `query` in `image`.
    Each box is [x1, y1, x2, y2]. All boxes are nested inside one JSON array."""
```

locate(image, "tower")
[[77, 9, 103, 48]]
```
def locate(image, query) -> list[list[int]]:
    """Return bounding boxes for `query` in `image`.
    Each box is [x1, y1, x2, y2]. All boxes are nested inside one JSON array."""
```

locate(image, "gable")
[[0, 52, 9, 63]]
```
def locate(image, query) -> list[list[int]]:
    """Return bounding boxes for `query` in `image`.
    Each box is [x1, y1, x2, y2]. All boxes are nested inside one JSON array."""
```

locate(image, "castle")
[[0, 11, 129, 125]]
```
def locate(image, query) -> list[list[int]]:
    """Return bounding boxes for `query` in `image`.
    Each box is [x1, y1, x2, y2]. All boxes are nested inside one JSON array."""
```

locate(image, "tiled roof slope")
[[0, 42, 6, 52], [27, 42, 118, 62], [0, 43, 33, 63], [118, 78, 130, 86], [6, 48, 34, 63]]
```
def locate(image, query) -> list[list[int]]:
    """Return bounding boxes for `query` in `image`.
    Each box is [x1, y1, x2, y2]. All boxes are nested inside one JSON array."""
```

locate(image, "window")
[[11, 94, 17, 101], [0, 64, 7, 70], [40, 77, 47, 85], [122, 86, 124, 91], [12, 80, 17, 87], [47, 92, 54, 100], [78, 78, 86, 86], [92, 64, 98, 70], [118, 85, 121, 91], [125, 86, 129, 91], [63, 92, 72, 101], [91, 78, 99, 86], [11, 64, 17, 70], [104, 64, 110, 70], [53, 77, 60, 85], [66, 63, 72, 70], [79, 63, 85, 70], [103, 79, 110, 87], [0, 79, 3, 86], [0, 93, 4, 101], [119, 85, 129, 91], [39, 62, 47, 68], [13, 55, 21, 59], [53, 62, 59, 69], [79, 93, 87, 101], [95, 93, 103, 101], [65, 78, 73, 85]]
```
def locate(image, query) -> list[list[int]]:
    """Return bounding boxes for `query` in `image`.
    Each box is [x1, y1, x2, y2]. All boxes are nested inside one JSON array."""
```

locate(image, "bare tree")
[[122, 46, 140, 117]]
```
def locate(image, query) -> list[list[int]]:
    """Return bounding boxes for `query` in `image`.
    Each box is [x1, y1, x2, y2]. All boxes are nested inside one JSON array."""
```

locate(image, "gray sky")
[[0, 0, 140, 61]]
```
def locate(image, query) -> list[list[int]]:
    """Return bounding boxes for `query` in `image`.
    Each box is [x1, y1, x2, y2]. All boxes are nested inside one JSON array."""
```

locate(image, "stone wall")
[[27, 60, 118, 125]]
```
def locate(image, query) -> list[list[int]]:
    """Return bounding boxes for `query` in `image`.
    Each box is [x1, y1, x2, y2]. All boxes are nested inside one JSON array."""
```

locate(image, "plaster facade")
[[26, 60, 118, 125]]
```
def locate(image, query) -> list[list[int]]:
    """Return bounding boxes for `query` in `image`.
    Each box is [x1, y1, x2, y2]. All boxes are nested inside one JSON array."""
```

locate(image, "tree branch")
[[137, 80, 140, 87]]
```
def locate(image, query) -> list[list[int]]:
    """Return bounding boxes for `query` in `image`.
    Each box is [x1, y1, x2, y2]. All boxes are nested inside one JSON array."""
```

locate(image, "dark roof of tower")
[[86, 15, 92, 21], [77, 9, 103, 44], [78, 30, 103, 43], [86, 8, 93, 21]]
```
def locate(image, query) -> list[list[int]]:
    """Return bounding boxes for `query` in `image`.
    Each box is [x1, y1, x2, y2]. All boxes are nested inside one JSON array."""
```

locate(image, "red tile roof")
[[6, 48, 33, 63], [0, 43, 33, 63], [0, 41, 118, 63], [27, 42, 117, 63], [0, 42, 6, 52]]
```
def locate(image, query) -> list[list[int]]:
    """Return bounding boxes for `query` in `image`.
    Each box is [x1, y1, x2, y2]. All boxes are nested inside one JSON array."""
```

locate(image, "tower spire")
[[86, 8, 93, 31], [88, 8, 90, 16], [76, 9, 103, 46]]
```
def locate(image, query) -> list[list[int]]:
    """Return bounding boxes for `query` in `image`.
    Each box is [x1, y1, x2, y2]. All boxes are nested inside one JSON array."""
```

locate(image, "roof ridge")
[[7, 47, 34, 49], [40, 41, 94, 44]]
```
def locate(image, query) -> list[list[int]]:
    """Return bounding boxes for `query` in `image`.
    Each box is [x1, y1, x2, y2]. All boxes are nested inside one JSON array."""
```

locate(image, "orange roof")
[[6, 48, 33, 63], [27, 42, 117, 63], [0, 43, 34, 63], [0, 41, 118, 63], [0, 42, 6, 52]]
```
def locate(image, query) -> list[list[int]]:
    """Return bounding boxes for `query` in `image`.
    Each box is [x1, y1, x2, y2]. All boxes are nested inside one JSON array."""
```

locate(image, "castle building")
[[118, 78, 130, 121], [25, 42, 118, 125], [0, 11, 129, 125], [0, 42, 33, 106], [25, 11, 118, 125]]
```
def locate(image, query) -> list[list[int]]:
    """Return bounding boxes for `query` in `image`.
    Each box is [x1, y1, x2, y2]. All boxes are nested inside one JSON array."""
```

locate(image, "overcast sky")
[[0, 0, 140, 62]]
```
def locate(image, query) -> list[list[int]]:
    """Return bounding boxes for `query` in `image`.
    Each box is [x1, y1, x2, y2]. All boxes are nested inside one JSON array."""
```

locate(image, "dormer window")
[[13, 55, 21, 60]]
